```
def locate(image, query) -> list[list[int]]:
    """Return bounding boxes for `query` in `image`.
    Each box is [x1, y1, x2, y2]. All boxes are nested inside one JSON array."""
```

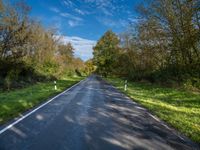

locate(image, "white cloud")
[[49, 4, 84, 28], [60, 12, 82, 21], [49, 7, 60, 13], [68, 20, 80, 27], [60, 36, 96, 61], [63, 0, 74, 7], [83, 0, 115, 16], [74, 8, 85, 15], [100, 7, 113, 16], [59, 12, 83, 27], [97, 17, 128, 28]]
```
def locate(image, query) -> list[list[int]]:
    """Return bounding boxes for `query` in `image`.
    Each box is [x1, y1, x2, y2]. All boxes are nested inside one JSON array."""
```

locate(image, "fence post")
[[124, 80, 127, 91], [54, 81, 57, 90]]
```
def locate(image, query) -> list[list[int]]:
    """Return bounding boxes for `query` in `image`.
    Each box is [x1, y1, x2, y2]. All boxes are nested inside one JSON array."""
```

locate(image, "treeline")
[[93, 0, 200, 88], [0, 0, 86, 90]]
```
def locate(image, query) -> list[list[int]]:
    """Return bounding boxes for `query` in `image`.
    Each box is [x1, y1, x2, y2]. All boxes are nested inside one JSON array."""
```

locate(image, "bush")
[[0, 60, 49, 90]]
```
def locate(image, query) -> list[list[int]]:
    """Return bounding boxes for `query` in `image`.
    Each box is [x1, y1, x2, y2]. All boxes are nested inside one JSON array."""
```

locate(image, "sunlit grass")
[[0, 76, 84, 124], [106, 77, 200, 143]]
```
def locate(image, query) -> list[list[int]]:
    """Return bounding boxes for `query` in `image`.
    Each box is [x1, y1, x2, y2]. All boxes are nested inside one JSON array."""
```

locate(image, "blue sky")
[[25, 0, 140, 60]]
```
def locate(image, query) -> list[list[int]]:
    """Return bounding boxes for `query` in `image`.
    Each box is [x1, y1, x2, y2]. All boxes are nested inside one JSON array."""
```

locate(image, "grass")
[[0, 76, 84, 125], [105, 77, 200, 143]]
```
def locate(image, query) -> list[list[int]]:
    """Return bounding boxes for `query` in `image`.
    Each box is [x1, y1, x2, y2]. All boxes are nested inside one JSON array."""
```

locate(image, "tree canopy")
[[93, 0, 200, 88], [0, 0, 86, 90], [93, 30, 120, 77]]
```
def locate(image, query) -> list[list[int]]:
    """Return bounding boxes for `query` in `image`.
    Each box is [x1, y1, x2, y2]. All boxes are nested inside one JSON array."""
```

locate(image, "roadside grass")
[[105, 77, 200, 143], [0, 76, 84, 125]]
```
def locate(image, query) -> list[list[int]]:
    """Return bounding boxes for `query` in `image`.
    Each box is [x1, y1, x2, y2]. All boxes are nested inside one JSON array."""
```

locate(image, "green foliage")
[[75, 69, 82, 77], [84, 59, 96, 75], [106, 77, 200, 143], [0, 0, 86, 90], [93, 30, 120, 77], [40, 61, 59, 77], [93, 0, 200, 89], [183, 77, 200, 91]]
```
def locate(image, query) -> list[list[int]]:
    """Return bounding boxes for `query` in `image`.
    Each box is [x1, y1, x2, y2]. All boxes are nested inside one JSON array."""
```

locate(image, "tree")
[[73, 58, 85, 76], [93, 30, 120, 77], [84, 59, 96, 75], [0, 1, 31, 62], [93, 0, 200, 87], [0, 0, 3, 12], [116, 0, 200, 83], [136, 0, 200, 79], [0, 0, 86, 89], [58, 42, 74, 64]]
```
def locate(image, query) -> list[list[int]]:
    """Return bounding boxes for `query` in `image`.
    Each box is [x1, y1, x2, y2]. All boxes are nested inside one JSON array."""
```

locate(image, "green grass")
[[106, 77, 200, 143], [0, 76, 84, 125]]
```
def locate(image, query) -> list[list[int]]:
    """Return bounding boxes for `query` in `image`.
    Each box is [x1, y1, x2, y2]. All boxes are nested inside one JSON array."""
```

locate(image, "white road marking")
[[148, 113, 161, 122], [0, 78, 86, 135]]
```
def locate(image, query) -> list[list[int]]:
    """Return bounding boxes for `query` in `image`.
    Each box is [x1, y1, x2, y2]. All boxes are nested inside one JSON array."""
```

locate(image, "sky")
[[25, 0, 140, 61]]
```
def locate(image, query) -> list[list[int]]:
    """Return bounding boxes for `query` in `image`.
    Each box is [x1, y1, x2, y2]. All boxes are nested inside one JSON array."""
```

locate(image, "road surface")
[[0, 75, 199, 150]]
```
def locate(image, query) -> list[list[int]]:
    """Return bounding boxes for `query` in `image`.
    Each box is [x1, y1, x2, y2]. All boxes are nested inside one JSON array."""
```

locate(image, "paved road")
[[0, 75, 199, 150]]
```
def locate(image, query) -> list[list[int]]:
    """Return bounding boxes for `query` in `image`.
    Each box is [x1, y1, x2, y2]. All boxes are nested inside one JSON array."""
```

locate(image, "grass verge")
[[0, 76, 84, 125], [105, 77, 200, 143]]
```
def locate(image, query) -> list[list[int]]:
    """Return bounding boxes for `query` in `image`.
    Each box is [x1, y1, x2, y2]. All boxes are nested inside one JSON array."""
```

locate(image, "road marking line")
[[0, 78, 86, 135], [148, 114, 161, 122]]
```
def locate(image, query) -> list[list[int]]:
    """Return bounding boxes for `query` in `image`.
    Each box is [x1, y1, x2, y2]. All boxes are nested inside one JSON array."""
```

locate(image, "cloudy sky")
[[26, 0, 140, 61]]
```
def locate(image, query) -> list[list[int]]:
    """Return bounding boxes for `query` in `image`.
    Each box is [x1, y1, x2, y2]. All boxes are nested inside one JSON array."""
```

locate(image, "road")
[[0, 75, 199, 150]]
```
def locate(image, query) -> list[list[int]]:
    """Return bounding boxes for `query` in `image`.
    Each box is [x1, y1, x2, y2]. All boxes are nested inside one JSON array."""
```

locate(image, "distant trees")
[[84, 59, 96, 75], [0, 0, 85, 90], [94, 0, 200, 88]]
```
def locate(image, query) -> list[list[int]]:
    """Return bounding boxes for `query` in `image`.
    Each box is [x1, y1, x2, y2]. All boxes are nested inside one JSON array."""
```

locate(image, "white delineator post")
[[54, 81, 57, 90], [124, 80, 127, 91]]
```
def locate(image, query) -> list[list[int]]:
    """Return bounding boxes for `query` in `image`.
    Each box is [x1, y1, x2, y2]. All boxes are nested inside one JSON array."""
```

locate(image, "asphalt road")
[[0, 75, 199, 150]]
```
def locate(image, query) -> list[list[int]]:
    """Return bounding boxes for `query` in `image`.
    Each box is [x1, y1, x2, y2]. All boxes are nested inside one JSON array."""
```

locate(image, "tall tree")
[[58, 42, 74, 63], [0, 0, 31, 62], [137, 0, 200, 75], [0, 0, 3, 12], [93, 30, 120, 76]]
